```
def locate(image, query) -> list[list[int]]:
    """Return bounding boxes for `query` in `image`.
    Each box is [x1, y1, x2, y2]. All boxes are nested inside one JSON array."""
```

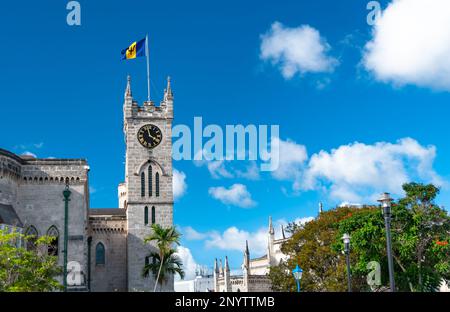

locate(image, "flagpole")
[[146, 34, 150, 102]]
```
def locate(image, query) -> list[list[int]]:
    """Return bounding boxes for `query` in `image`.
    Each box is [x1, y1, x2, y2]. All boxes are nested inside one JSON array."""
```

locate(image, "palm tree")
[[142, 248, 185, 291], [144, 224, 182, 292]]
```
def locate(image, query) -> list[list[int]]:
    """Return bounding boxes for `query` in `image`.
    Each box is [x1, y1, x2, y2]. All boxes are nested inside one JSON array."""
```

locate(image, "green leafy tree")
[[269, 207, 368, 291], [338, 183, 450, 292], [0, 229, 62, 292], [142, 248, 185, 291], [143, 224, 182, 292]]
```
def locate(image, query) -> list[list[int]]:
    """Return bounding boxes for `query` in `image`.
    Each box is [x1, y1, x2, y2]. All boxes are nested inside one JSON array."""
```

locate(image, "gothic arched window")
[[148, 166, 153, 197], [151, 206, 156, 225], [95, 242, 105, 265], [155, 172, 160, 197], [141, 172, 145, 197], [25, 225, 38, 250], [144, 206, 149, 225], [47, 226, 59, 256]]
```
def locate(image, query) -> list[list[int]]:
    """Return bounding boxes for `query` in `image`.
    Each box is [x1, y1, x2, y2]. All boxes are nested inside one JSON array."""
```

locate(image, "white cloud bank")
[[204, 227, 268, 256], [271, 137, 444, 203], [261, 22, 338, 79], [173, 169, 187, 201], [175, 246, 198, 281], [21, 151, 37, 158], [183, 217, 314, 257], [363, 0, 450, 91], [195, 158, 260, 181], [208, 183, 256, 208], [271, 137, 308, 181]]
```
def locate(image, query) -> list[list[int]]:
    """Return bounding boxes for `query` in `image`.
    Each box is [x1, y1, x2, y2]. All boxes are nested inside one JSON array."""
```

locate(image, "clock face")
[[137, 124, 163, 149]]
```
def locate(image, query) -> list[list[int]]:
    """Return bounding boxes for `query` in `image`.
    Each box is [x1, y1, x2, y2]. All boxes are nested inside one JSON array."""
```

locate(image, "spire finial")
[[125, 75, 132, 97], [164, 76, 173, 101], [269, 216, 274, 235], [319, 202, 323, 214], [225, 256, 230, 271], [245, 240, 249, 254], [281, 224, 286, 239]]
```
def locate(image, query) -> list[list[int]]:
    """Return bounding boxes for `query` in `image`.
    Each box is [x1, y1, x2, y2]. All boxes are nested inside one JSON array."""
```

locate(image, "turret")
[[123, 75, 134, 116], [161, 76, 174, 119], [224, 256, 232, 292], [243, 240, 250, 270], [213, 258, 220, 292], [243, 241, 251, 290], [219, 258, 223, 276], [268, 216, 275, 266], [319, 202, 323, 214]]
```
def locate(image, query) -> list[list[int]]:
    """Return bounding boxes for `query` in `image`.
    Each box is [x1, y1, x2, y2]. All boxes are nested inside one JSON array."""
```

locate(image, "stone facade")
[[0, 75, 175, 292], [89, 209, 127, 291], [123, 76, 174, 291], [213, 217, 287, 292], [0, 150, 90, 287]]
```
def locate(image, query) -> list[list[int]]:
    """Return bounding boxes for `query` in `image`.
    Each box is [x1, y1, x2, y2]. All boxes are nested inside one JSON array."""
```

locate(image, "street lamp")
[[62, 179, 71, 292], [342, 233, 352, 292], [292, 264, 303, 292], [378, 192, 395, 292]]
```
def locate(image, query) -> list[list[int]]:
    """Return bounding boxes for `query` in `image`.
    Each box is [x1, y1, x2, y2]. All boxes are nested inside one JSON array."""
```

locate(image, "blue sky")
[[1, 0, 450, 276]]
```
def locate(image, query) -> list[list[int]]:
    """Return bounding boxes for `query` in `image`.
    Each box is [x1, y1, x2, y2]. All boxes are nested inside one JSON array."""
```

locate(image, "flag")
[[121, 37, 146, 60]]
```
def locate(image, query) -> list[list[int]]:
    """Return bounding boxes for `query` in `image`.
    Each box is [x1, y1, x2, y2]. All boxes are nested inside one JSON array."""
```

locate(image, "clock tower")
[[121, 75, 174, 291]]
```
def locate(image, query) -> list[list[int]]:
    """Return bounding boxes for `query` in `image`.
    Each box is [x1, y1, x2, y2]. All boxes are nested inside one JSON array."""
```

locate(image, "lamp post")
[[342, 233, 352, 292], [62, 180, 71, 292], [292, 264, 303, 292], [378, 192, 395, 292]]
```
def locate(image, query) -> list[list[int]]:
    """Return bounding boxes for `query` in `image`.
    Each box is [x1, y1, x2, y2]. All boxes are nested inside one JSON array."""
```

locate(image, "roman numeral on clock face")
[[137, 124, 163, 149]]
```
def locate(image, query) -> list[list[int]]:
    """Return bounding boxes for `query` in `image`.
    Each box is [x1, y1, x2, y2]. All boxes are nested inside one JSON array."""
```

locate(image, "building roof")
[[90, 208, 126, 216], [251, 254, 268, 262], [0, 204, 23, 227], [0, 148, 87, 165]]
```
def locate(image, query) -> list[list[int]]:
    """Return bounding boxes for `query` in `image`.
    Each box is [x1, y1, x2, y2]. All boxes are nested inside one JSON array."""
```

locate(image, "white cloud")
[[206, 161, 234, 179], [275, 217, 314, 238], [260, 22, 338, 79], [183, 226, 208, 241], [195, 158, 260, 181], [21, 151, 36, 158], [363, 0, 450, 91], [173, 169, 187, 201], [235, 162, 260, 180], [339, 202, 363, 208], [300, 138, 444, 202], [175, 246, 198, 281], [205, 227, 268, 256], [271, 137, 308, 181], [208, 184, 257, 208], [267, 137, 444, 203]]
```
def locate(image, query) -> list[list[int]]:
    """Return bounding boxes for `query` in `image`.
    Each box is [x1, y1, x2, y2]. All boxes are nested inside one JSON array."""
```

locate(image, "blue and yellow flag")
[[121, 37, 146, 60]]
